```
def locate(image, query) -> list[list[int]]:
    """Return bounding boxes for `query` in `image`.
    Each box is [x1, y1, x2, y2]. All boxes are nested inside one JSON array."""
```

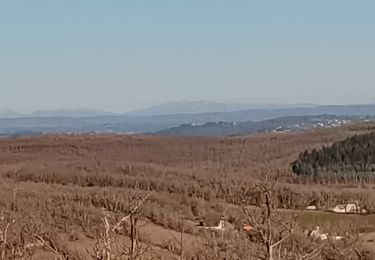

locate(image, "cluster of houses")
[[198, 219, 346, 242], [195, 201, 369, 241], [306, 201, 368, 214], [331, 203, 367, 214]]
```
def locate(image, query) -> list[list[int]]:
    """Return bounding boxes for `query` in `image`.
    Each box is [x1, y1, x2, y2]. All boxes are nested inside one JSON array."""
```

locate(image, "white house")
[[332, 203, 366, 214], [305, 205, 318, 211]]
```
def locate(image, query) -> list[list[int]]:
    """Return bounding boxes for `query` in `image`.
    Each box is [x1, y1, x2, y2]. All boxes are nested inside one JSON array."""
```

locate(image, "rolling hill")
[[155, 115, 374, 137], [1, 104, 375, 137]]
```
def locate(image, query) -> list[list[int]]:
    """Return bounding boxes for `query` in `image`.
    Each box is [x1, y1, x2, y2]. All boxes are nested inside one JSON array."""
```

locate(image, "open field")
[[1, 123, 375, 259]]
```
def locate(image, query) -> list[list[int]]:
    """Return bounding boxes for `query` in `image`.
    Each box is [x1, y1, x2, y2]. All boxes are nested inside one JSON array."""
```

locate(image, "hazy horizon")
[[1, 1, 375, 112], [2, 100, 375, 115]]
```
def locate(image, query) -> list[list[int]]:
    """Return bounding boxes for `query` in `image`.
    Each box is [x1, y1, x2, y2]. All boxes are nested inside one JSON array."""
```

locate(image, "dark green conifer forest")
[[292, 131, 375, 183]]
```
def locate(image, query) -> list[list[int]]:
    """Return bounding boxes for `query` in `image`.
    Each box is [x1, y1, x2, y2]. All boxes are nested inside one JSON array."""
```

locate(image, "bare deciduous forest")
[[1, 123, 375, 259]]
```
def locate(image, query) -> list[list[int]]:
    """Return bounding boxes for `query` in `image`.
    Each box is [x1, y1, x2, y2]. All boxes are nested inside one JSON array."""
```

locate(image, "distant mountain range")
[[0, 101, 311, 118], [125, 101, 306, 116], [0, 109, 24, 118], [29, 109, 118, 118], [0, 109, 119, 118], [1, 102, 374, 120], [1, 103, 375, 137]]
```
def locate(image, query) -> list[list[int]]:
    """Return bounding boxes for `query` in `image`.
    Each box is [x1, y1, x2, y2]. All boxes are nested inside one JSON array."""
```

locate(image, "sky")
[[1, 1, 375, 112]]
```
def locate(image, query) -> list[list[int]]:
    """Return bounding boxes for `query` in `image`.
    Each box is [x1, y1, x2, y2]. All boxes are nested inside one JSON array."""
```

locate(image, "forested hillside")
[[1, 124, 375, 259], [292, 131, 375, 183]]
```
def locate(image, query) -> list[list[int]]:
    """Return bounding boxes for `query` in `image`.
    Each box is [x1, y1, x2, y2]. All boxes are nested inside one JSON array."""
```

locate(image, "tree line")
[[292, 131, 375, 183]]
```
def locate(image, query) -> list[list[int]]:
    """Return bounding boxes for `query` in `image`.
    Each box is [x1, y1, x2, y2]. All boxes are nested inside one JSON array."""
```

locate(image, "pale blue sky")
[[1, 1, 374, 112]]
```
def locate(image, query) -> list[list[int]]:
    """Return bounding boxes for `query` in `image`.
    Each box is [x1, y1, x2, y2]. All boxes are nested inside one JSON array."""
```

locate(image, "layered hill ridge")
[[1, 104, 375, 137]]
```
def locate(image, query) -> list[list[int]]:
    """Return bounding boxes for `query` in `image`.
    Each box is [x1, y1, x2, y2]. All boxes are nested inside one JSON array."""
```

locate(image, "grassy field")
[[297, 211, 375, 233]]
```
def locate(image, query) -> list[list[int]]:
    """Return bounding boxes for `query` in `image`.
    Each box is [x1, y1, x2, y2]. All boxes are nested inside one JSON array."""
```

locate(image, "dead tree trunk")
[[129, 215, 139, 260]]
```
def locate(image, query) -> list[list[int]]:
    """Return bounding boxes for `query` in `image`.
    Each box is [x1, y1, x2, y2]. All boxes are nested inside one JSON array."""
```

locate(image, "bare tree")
[[242, 158, 295, 260], [89, 192, 153, 260], [166, 214, 185, 259]]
